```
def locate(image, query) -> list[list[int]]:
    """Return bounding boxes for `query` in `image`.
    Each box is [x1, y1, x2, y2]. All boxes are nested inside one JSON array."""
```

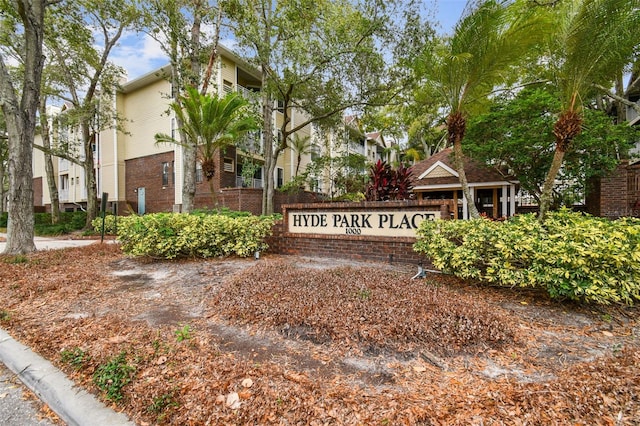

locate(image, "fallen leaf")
[[241, 378, 253, 388], [226, 392, 241, 409]]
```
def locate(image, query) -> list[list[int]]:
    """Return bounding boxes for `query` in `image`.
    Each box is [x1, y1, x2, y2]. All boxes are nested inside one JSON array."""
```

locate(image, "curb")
[[0, 328, 135, 426]]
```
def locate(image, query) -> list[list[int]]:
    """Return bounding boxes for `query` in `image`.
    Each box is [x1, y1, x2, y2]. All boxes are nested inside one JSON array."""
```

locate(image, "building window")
[[162, 162, 170, 186], [276, 167, 284, 188], [223, 80, 233, 94], [196, 162, 203, 183], [224, 157, 234, 173], [171, 161, 175, 184], [171, 118, 176, 141], [60, 175, 69, 190]]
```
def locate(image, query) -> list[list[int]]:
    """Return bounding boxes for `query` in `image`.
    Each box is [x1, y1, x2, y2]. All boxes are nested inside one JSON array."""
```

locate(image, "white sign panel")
[[287, 210, 440, 237]]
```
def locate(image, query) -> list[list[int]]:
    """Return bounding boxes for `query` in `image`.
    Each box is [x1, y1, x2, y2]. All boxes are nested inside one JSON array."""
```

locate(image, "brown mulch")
[[0, 243, 639, 425]]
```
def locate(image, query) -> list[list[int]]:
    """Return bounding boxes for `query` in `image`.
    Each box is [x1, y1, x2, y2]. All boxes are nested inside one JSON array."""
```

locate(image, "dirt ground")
[[0, 243, 638, 425]]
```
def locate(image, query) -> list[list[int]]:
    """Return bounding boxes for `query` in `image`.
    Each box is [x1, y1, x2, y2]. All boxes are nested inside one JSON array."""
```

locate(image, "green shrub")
[[116, 212, 275, 259], [414, 210, 640, 305], [0, 212, 7, 228], [92, 214, 119, 234], [191, 207, 252, 218], [34, 211, 87, 235]]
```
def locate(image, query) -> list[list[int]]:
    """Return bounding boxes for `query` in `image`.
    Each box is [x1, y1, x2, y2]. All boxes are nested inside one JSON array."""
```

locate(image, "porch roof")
[[410, 148, 516, 190]]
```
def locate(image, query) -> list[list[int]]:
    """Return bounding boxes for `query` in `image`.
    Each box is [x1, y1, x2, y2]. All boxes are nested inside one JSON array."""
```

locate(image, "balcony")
[[236, 177, 263, 188]]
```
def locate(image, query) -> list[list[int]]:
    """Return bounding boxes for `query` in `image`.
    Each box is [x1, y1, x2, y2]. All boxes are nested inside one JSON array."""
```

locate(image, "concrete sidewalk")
[[0, 234, 101, 252]]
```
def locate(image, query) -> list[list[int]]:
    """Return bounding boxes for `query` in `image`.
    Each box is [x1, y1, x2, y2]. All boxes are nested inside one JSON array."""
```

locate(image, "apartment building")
[[33, 44, 313, 215]]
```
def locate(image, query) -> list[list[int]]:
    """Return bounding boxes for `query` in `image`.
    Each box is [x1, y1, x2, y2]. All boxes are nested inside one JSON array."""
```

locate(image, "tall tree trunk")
[[82, 123, 98, 227], [1, 0, 47, 254], [447, 111, 479, 219], [180, 5, 204, 213], [0, 144, 6, 212], [261, 89, 275, 215], [5, 115, 37, 254], [538, 110, 582, 223], [38, 98, 60, 224]]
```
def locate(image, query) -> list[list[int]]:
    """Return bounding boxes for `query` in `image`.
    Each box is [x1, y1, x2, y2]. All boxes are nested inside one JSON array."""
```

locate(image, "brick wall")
[[265, 200, 448, 266], [217, 188, 324, 215], [266, 221, 426, 265], [588, 160, 640, 219], [125, 152, 176, 213]]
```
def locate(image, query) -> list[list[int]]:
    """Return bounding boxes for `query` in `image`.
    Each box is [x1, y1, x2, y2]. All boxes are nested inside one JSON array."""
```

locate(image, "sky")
[[111, 0, 468, 82]]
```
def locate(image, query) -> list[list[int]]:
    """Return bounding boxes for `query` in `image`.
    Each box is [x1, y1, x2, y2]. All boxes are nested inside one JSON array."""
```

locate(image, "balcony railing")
[[236, 177, 263, 188]]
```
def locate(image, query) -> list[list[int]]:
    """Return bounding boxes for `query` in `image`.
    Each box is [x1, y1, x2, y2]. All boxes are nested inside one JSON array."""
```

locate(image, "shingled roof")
[[411, 148, 513, 188]]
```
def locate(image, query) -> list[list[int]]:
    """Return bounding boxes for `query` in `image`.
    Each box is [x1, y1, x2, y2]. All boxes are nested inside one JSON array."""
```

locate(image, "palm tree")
[[537, 0, 640, 222], [288, 133, 312, 176], [155, 86, 260, 204], [425, 0, 545, 218]]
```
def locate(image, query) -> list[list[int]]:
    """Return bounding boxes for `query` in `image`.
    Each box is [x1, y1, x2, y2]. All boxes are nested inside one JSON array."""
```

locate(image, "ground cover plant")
[[0, 243, 638, 424], [414, 210, 640, 305]]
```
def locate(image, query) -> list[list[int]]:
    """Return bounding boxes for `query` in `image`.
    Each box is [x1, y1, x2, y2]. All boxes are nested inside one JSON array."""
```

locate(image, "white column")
[[502, 185, 508, 218], [510, 184, 516, 216]]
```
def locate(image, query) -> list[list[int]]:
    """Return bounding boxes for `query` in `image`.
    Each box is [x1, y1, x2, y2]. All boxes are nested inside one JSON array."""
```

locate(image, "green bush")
[[414, 209, 640, 305], [191, 207, 252, 218], [33, 211, 87, 235], [0, 212, 7, 228], [115, 212, 275, 259], [91, 214, 119, 234]]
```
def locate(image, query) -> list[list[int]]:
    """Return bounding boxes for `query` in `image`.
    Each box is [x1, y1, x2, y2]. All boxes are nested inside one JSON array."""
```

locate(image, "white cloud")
[[111, 31, 168, 81]]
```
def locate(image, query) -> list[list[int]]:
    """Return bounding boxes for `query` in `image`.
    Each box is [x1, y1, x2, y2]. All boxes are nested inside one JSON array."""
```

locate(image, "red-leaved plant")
[[365, 160, 414, 201]]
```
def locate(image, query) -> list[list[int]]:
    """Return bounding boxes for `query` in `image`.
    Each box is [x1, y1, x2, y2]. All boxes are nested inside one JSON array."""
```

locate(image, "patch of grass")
[[93, 351, 135, 402], [60, 347, 90, 370], [4, 255, 29, 264], [148, 390, 179, 414], [174, 324, 192, 342], [0, 309, 11, 322]]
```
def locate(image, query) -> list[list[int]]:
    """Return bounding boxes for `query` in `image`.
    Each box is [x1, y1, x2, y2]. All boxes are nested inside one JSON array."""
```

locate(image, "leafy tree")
[[40, 0, 140, 227], [227, 0, 424, 214], [155, 86, 260, 203], [536, 0, 640, 221], [306, 150, 368, 201], [465, 87, 636, 206], [419, 0, 546, 219], [142, 0, 225, 213], [0, 0, 53, 254]]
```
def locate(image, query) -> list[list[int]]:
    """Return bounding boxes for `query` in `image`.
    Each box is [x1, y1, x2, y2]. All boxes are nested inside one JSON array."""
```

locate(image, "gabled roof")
[[411, 148, 514, 188]]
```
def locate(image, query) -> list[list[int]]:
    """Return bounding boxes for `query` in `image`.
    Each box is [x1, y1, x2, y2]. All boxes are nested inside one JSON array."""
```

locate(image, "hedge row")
[[414, 210, 640, 305], [95, 213, 275, 259]]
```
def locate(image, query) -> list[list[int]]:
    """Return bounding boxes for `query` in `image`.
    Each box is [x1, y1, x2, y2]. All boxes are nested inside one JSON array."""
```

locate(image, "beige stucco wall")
[[118, 78, 174, 161]]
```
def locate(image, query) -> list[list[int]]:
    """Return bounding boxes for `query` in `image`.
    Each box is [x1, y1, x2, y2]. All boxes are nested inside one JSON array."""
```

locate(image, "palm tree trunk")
[[447, 111, 479, 219], [538, 147, 565, 222], [538, 110, 582, 223]]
